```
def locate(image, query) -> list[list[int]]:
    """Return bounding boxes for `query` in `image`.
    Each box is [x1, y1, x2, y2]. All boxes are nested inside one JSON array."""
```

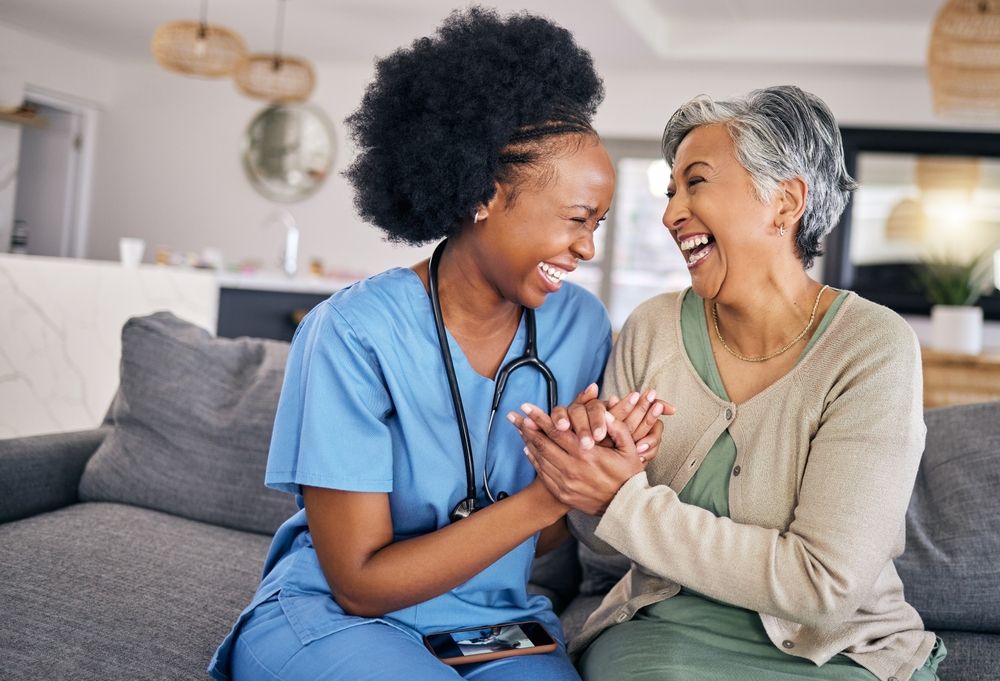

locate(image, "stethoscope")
[[428, 239, 558, 522]]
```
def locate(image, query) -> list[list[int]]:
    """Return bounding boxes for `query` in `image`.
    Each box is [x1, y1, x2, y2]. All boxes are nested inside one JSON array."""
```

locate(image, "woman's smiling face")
[[475, 135, 615, 309], [663, 123, 782, 301]]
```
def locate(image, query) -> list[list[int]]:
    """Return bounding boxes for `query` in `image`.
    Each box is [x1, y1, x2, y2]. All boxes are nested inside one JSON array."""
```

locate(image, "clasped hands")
[[506, 384, 674, 515]]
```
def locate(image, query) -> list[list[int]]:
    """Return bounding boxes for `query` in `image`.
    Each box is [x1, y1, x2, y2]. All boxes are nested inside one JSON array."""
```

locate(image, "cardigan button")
[[782, 640, 795, 649], [888, 677, 900, 681], [725, 407, 733, 420], [615, 611, 629, 623], [732, 465, 742, 477]]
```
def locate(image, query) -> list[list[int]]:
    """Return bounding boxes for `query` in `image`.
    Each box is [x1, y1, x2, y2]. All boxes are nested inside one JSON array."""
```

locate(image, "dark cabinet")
[[217, 287, 331, 341]]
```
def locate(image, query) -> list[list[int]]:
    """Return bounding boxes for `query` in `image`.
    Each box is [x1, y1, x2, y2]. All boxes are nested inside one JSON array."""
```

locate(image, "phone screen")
[[425, 622, 554, 660]]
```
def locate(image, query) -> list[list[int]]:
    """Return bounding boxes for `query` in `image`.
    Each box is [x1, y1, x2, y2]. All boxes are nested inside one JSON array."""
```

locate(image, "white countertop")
[[216, 269, 359, 295], [0, 253, 218, 438]]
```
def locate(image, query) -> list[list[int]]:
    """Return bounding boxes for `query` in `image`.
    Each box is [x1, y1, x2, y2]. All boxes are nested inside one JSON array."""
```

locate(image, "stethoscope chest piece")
[[450, 497, 478, 522]]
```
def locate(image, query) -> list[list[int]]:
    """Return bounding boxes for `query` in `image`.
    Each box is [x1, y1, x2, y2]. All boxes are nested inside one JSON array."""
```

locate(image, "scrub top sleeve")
[[591, 325, 613, 392], [265, 302, 395, 495]]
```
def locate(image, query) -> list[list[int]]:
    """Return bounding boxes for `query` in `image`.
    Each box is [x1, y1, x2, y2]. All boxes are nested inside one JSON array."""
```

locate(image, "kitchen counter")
[[216, 269, 358, 295], [0, 254, 218, 438], [0, 255, 365, 438]]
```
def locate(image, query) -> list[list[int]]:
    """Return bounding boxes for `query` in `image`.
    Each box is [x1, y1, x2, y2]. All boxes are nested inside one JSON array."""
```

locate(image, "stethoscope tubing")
[[427, 239, 558, 521], [428, 240, 479, 507]]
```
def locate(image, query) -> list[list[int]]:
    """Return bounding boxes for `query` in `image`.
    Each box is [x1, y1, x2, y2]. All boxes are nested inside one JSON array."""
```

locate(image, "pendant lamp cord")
[[197, 0, 209, 38], [272, 0, 287, 70]]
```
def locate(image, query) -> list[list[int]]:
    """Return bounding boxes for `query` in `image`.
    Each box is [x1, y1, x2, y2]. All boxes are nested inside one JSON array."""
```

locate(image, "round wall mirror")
[[242, 104, 335, 203]]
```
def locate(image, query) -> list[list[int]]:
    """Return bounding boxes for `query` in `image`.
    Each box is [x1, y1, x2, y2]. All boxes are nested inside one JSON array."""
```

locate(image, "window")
[[581, 138, 690, 329], [825, 128, 1000, 319]]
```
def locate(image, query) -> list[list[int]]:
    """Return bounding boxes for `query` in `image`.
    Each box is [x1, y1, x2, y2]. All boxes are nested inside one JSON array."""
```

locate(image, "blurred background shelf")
[[0, 107, 46, 128], [922, 348, 1000, 408]]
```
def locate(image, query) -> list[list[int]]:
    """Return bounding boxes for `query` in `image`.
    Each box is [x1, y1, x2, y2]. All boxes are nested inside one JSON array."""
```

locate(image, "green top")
[[677, 288, 848, 517], [579, 288, 944, 681]]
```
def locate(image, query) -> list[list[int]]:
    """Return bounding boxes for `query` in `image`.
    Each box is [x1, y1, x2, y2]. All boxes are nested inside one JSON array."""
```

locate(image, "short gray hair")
[[661, 85, 857, 270]]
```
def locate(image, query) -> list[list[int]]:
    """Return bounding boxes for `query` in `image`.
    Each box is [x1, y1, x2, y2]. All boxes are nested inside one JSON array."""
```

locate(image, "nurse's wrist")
[[524, 479, 570, 525]]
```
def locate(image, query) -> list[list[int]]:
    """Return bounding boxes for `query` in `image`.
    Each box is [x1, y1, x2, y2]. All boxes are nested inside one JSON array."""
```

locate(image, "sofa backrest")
[[896, 401, 1000, 633], [79, 312, 298, 535]]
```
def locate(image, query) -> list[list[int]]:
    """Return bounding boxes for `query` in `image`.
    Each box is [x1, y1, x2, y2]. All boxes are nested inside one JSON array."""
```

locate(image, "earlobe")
[[472, 201, 489, 223]]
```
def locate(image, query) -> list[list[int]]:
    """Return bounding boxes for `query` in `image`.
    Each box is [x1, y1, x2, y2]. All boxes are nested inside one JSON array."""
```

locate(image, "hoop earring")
[[778, 225, 786, 237], [473, 210, 480, 223]]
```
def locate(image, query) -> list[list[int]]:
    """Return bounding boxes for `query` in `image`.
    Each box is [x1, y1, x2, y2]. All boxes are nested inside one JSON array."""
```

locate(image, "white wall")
[[86, 60, 432, 276], [89, 57, 1000, 279], [0, 22, 116, 252], [595, 60, 1000, 138], [0, 23, 115, 105]]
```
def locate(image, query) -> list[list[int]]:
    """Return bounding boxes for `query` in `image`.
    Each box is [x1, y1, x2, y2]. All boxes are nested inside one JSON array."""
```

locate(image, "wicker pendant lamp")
[[916, 155, 982, 195], [928, 0, 1000, 116], [234, 0, 316, 103], [151, 0, 247, 78]]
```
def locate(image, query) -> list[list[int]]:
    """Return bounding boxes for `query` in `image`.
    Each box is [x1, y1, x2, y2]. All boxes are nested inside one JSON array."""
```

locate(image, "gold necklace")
[[712, 285, 829, 363]]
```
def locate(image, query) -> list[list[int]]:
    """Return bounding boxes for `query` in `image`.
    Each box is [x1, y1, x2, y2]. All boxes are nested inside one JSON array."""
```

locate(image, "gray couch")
[[1, 312, 997, 680]]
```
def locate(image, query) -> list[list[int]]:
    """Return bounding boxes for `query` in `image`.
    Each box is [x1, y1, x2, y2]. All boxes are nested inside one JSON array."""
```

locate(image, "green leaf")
[[914, 249, 994, 307]]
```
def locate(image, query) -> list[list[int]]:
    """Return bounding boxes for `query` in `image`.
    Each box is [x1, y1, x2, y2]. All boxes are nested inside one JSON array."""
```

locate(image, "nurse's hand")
[[551, 383, 672, 453], [508, 404, 649, 515]]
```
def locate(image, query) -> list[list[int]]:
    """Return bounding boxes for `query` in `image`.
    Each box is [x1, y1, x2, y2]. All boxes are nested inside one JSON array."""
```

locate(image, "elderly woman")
[[510, 86, 946, 681]]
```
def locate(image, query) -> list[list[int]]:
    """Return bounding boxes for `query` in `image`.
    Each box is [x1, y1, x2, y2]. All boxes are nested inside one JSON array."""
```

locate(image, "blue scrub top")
[[210, 267, 611, 677]]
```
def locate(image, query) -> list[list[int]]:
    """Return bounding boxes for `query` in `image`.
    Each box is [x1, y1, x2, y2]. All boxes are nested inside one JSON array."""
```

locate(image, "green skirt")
[[578, 593, 946, 681]]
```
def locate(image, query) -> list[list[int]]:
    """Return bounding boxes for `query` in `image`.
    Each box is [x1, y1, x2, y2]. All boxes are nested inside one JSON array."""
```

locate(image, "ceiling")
[[0, 0, 944, 70]]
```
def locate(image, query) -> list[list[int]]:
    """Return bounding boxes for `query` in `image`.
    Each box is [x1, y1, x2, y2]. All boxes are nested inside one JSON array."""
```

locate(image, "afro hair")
[[344, 7, 605, 246]]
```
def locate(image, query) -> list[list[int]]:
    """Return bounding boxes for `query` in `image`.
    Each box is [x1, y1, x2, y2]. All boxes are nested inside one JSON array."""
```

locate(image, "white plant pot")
[[931, 305, 983, 355]]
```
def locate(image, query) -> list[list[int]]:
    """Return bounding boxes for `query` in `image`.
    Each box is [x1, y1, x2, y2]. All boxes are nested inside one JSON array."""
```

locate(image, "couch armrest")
[[0, 427, 109, 523]]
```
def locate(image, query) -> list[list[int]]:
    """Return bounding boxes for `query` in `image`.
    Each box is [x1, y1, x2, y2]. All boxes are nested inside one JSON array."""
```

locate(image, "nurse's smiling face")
[[473, 134, 615, 309]]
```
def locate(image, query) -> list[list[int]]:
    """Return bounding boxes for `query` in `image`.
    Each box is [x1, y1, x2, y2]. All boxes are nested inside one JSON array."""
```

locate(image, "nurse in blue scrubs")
[[209, 8, 663, 681]]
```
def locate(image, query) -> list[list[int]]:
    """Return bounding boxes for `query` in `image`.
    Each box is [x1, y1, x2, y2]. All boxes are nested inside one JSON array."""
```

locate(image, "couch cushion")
[[896, 401, 1000, 632], [0, 502, 270, 681], [578, 542, 630, 596], [559, 594, 605, 644], [934, 631, 1000, 681], [528, 537, 582, 614], [79, 312, 297, 535]]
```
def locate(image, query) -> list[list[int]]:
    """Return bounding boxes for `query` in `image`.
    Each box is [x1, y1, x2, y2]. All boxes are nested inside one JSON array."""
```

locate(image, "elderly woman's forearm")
[[594, 416, 924, 629]]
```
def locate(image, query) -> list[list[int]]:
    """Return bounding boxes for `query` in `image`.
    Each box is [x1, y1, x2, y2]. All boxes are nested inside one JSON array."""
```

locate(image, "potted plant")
[[916, 250, 994, 354]]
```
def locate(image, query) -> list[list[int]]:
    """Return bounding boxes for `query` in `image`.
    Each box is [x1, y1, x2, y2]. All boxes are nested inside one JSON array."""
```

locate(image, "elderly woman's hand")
[[508, 404, 653, 515], [552, 383, 673, 453]]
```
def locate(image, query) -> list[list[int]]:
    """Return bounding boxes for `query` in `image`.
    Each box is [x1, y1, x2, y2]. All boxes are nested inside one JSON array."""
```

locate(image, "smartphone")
[[423, 620, 558, 666]]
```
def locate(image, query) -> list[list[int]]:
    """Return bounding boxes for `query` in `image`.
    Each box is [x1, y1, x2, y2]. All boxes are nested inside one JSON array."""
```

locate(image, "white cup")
[[119, 237, 146, 268]]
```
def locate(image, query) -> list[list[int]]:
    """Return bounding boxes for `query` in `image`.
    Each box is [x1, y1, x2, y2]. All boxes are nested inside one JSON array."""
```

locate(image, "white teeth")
[[538, 262, 566, 284], [687, 245, 712, 265], [680, 235, 711, 251]]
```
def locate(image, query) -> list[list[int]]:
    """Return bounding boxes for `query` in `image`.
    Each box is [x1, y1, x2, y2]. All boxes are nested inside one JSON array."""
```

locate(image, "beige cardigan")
[[568, 290, 936, 681]]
